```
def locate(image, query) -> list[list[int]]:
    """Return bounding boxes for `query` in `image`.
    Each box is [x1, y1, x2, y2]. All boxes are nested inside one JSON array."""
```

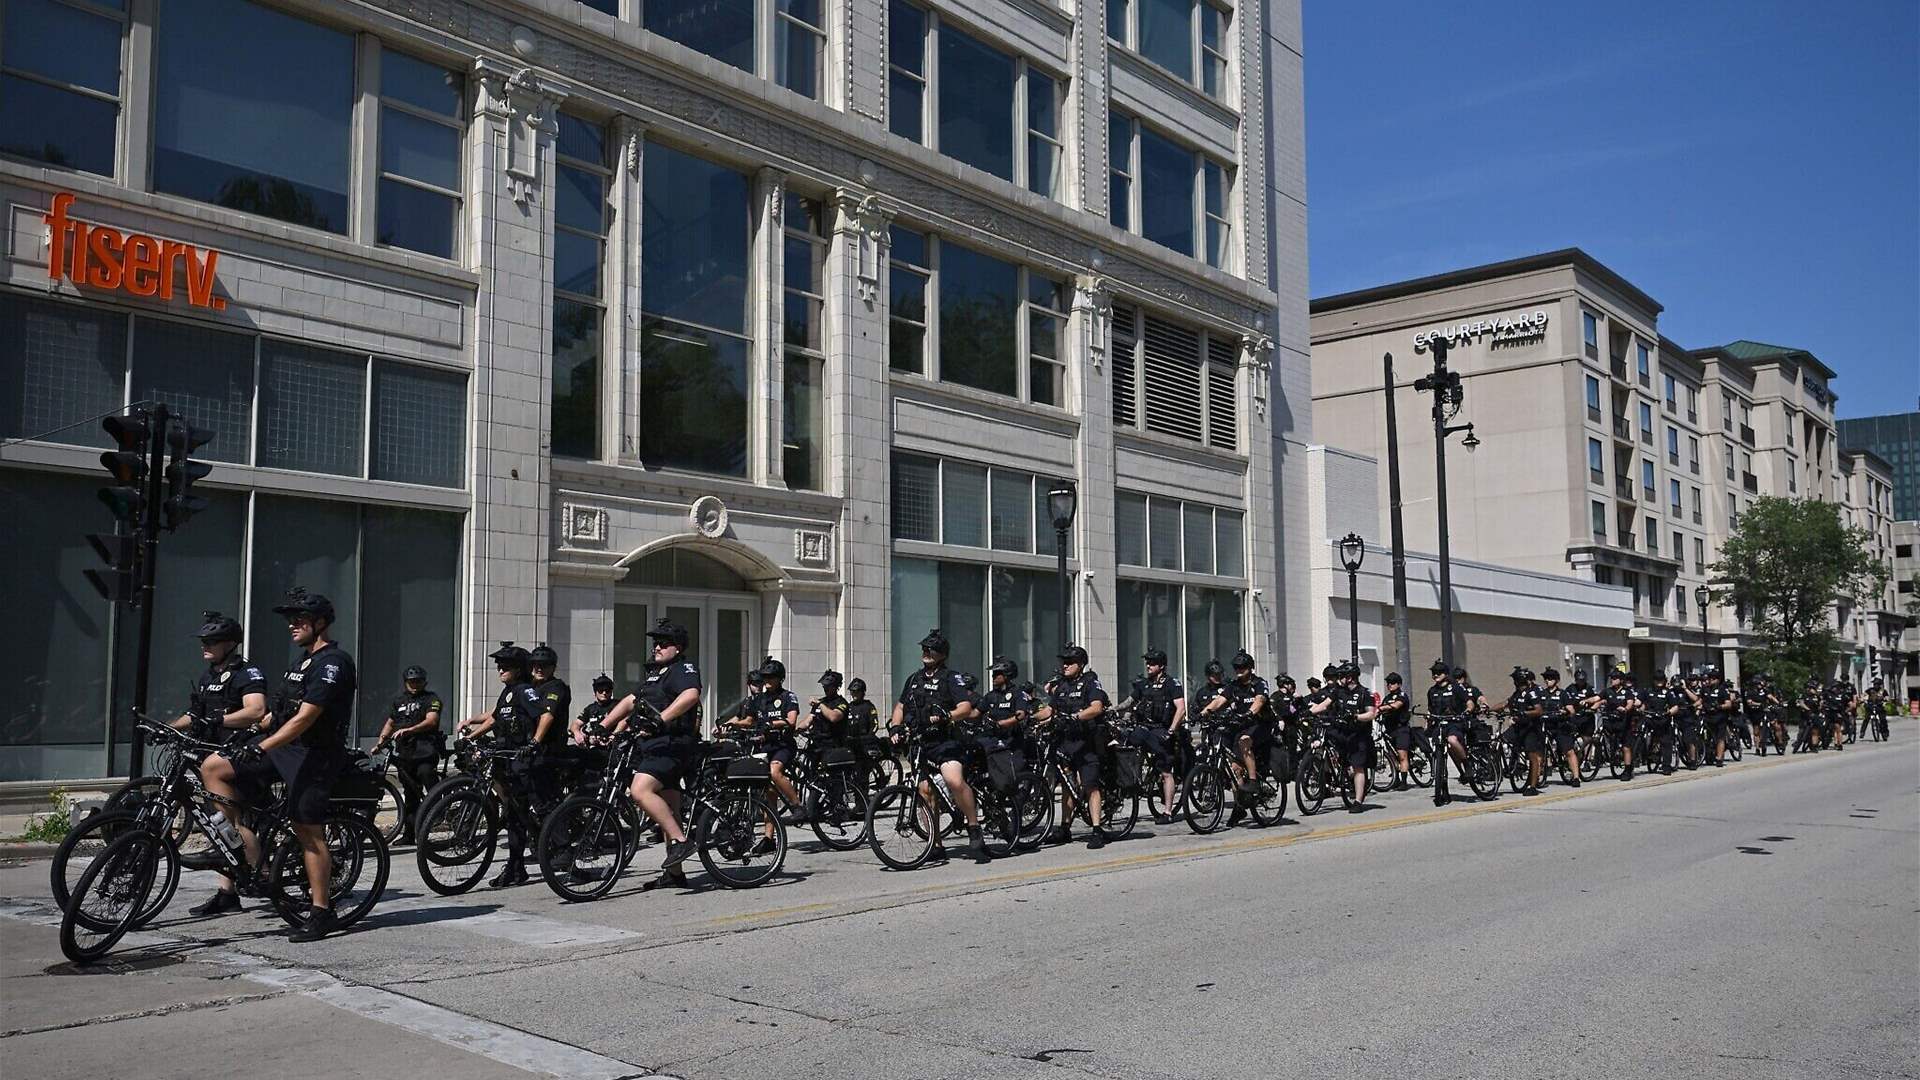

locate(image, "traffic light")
[[161, 418, 214, 531], [97, 411, 151, 528], [83, 529, 138, 605]]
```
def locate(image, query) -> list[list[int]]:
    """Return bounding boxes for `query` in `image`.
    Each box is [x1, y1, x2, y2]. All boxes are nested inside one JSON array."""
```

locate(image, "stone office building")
[[0, 0, 1309, 780]]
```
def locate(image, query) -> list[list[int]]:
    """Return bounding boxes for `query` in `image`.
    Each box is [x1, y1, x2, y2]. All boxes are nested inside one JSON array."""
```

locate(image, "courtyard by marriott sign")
[[1414, 309, 1548, 353], [43, 192, 227, 310]]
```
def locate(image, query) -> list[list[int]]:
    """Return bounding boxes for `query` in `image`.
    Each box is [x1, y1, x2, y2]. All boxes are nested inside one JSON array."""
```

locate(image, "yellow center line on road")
[[697, 749, 1810, 930]]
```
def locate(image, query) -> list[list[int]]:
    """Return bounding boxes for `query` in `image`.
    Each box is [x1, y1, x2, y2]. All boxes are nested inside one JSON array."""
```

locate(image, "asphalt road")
[[2, 733, 1914, 1080]]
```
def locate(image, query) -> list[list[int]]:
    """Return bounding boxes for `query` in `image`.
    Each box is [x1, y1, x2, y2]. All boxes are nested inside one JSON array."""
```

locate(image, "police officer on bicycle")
[[1127, 648, 1185, 823], [572, 674, 618, 747], [377, 665, 443, 846], [173, 612, 269, 896], [1378, 671, 1412, 791], [732, 659, 803, 842], [1039, 643, 1111, 849], [1541, 667, 1581, 788], [891, 629, 989, 862], [454, 642, 555, 887], [1506, 666, 1548, 796], [601, 619, 704, 882]]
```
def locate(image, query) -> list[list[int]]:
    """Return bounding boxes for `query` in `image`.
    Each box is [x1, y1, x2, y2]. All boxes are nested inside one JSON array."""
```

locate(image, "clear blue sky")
[[1304, 0, 1920, 419]]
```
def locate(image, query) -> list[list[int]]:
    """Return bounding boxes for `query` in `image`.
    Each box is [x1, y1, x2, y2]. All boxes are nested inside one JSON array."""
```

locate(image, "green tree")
[[1710, 496, 1889, 687]]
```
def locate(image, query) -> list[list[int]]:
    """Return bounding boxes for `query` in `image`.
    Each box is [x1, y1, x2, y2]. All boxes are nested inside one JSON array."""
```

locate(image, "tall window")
[[645, 0, 755, 76], [154, 0, 355, 233], [1637, 401, 1651, 443], [1672, 530, 1683, 564], [782, 193, 827, 490], [1640, 458, 1653, 497], [1668, 478, 1681, 516], [1581, 311, 1598, 357], [1663, 373, 1677, 412], [641, 142, 750, 476], [1636, 343, 1649, 385], [1111, 303, 1238, 449], [1591, 500, 1606, 540], [1584, 375, 1600, 421], [1587, 438, 1603, 484], [774, 0, 826, 99], [1688, 435, 1699, 474], [1666, 425, 1679, 465], [1109, 0, 1230, 102], [1110, 112, 1232, 270], [1115, 491, 1244, 686], [553, 114, 609, 460], [890, 2, 1065, 199], [1690, 486, 1701, 523], [377, 49, 463, 258], [887, 226, 1071, 408], [0, 0, 126, 177]]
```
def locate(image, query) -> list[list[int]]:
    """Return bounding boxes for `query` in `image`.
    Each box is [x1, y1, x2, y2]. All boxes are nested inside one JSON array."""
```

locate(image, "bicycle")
[[1295, 719, 1369, 815], [356, 740, 413, 846], [534, 727, 653, 901], [866, 719, 1021, 870], [1867, 705, 1891, 743], [413, 739, 542, 895], [1369, 717, 1433, 791]]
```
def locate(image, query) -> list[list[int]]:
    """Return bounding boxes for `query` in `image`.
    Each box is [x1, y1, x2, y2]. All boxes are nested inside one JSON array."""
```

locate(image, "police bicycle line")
[[44, 605, 1904, 967]]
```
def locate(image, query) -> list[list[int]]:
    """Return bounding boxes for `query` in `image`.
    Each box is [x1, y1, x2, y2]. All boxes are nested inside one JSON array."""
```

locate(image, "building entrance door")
[[612, 548, 761, 732]]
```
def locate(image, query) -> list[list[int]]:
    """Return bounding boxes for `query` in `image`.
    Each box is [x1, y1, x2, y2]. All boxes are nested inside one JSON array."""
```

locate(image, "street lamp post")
[[1695, 585, 1711, 671], [1047, 480, 1078, 653], [1339, 532, 1366, 668], [1414, 337, 1478, 806]]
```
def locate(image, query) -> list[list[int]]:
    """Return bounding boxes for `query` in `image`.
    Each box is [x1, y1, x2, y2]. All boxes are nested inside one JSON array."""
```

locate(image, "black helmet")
[[1321, 663, 1339, 679], [1385, 672, 1402, 685], [1452, 667, 1469, 680], [818, 669, 843, 689], [195, 610, 242, 644], [403, 664, 428, 682], [1541, 667, 1560, 681], [1143, 647, 1168, 666], [1204, 659, 1224, 677], [919, 628, 950, 657], [990, 656, 1019, 679], [1277, 674, 1296, 689], [746, 667, 766, 687], [1232, 650, 1256, 670], [1510, 666, 1533, 684], [271, 586, 335, 624], [959, 671, 979, 691], [529, 642, 558, 668], [848, 677, 867, 695], [591, 672, 614, 692], [1701, 665, 1720, 679], [490, 641, 530, 671], [1059, 643, 1089, 665], [760, 658, 787, 681], [1607, 667, 1627, 681], [1429, 659, 1450, 676], [646, 618, 689, 650], [1338, 661, 1361, 680]]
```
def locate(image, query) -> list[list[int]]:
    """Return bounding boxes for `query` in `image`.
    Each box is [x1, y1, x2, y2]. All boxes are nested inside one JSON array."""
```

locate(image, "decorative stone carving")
[[1075, 275, 1113, 374], [474, 58, 568, 207], [689, 495, 730, 538], [794, 529, 832, 567], [562, 503, 609, 547], [833, 188, 896, 307], [1243, 331, 1275, 421]]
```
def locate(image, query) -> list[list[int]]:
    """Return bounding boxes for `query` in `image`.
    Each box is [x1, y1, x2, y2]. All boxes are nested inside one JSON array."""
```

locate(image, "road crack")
[[0, 989, 290, 1039]]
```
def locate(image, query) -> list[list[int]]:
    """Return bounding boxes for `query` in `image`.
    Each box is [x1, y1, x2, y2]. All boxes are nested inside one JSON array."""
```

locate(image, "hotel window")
[[890, 3, 1066, 199], [1668, 478, 1681, 517], [1693, 537, 1705, 575], [782, 193, 828, 489], [376, 49, 464, 259], [1111, 112, 1233, 270], [1587, 439, 1604, 484], [1636, 344, 1649, 386], [153, 0, 355, 234], [1722, 392, 1734, 432], [1725, 447, 1734, 480], [1727, 492, 1737, 529], [1685, 386, 1697, 423], [1591, 500, 1606, 540], [1109, 0, 1231, 101], [1111, 303, 1239, 450], [1594, 565, 1613, 585], [553, 114, 609, 460], [641, 141, 751, 476], [1638, 402, 1652, 443], [1672, 530, 1683, 564], [1585, 375, 1601, 422], [1663, 373, 1676, 413], [0, 0, 127, 177], [1676, 583, 1687, 621], [1688, 435, 1700, 475], [1640, 458, 1654, 498], [1581, 312, 1598, 359], [887, 226, 1074, 408], [1690, 486, 1701, 524], [1666, 425, 1679, 465]]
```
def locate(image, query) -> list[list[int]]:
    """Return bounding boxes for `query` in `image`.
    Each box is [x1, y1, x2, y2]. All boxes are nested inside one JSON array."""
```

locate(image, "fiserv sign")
[[43, 192, 227, 310]]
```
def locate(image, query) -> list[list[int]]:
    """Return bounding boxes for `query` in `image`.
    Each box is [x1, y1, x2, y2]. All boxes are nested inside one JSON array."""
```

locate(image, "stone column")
[[830, 187, 895, 689], [1242, 329, 1281, 672], [464, 59, 567, 709], [607, 116, 646, 466], [1072, 273, 1118, 675], [757, 167, 789, 487]]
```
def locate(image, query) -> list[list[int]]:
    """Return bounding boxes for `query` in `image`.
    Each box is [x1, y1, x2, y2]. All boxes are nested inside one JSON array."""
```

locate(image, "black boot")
[[188, 889, 242, 917], [287, 905, 336, 943]]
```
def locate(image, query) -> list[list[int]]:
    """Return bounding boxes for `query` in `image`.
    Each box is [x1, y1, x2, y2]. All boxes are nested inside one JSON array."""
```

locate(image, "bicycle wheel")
[[697, 790, 786, 888], [1013, 774, 1053, 852], [537, 795, 632, 902], [808, 771, 871, 851], [1679, 733, 1700, 771], [52, 811, 176, 920], [414, 784, 498, 896], [977, 786, 1020, 859], [266, 814, 389, 932], [1184, 763, 1228, 833], [1369, 741, 1396, 796], [1294, 756, 1329, 816], [101, 777, 193, 848], [866, 784, 938, 869], [1408, 740, 1434, 788], [1098, 790, 1140, 840], [60, 830, 161, 964], [373, 779, 407, 846], [1466, 746, 1501, 800], [1577, 738, 1603, 781], [1726, 731, 1743, 762], [1247, 773, 1288, 826]]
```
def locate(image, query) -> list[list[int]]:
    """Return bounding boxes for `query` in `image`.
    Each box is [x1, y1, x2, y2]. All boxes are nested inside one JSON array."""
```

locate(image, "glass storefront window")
[[0, 293, 125, 448], [153, 0, 355, 234], [891, 557, 986, 681], [257, 341, 365, 476], [371, 360, 466, 487], [248, 495, 361, 681], [1116, 580, 1183, 683], [132, 317, 255, 464], [990, 565, 1068, 687], [990, 470, 1034, 552], [358, 506, 461, 741], [941, 462, 987, 547]]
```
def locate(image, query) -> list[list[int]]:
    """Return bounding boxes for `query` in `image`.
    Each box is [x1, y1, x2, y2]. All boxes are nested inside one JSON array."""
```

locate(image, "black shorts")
[[1334, 726, 1371, 769], [250, 745, 344, 825], [634, 736, 692, 786], [1056, 740, 1102, 791], [1513, 724, 1547, 755], [1433, 717, 1468, 743], [766, 744, 796, 770], [1551, 724, 1578, 756], [1386, 722, 1416, 753], [1128, 726, 1174, 768], [1602, 714, 1632, 738], [927, 739, 977, 768]]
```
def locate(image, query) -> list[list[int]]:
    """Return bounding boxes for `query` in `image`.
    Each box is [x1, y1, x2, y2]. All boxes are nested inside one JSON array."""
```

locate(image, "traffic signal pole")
[[126, 404, 169, 778]]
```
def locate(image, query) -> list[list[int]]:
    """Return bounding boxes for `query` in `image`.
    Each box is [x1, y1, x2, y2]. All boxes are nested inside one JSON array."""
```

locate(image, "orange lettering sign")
[[43, 193, 227, 311]]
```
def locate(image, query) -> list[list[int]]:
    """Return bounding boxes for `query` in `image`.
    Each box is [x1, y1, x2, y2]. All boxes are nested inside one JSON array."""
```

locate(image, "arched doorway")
[[612, 544, 769, 721]]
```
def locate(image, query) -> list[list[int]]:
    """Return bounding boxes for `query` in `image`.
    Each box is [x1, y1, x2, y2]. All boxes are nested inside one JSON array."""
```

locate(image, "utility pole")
[[1384, 354, 1412, 679]]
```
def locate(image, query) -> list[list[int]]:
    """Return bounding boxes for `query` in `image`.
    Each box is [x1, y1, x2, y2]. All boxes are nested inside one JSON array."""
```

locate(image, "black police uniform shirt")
[[810, 692, 850, 742], [191, 652, 267, 745], [1224, 676, 1270, 724], [387, 687, 445, 758], [279, 641, 357, 750], [1378, 687, 1410, 729], [532, 677, 571, 746], [1334, 683, 1372, 727], [1131, 672, 1184, 729], [750, 688, 802, 745], [844, 697, 880, 737], [1426, 679, 1465, 721], [1049, 671, 1110, 737], [633, 660, 703, 738], [578, 698, 616, 732], [1190, 681, 1230, 720], [977, 685, 1031, 744], [1601, 684, 1637, 719], [896, 665, 970, 725], [492, 678, 548, 746], [1537, 685, 1568, 727], [1510, 684, 1546, 727]]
